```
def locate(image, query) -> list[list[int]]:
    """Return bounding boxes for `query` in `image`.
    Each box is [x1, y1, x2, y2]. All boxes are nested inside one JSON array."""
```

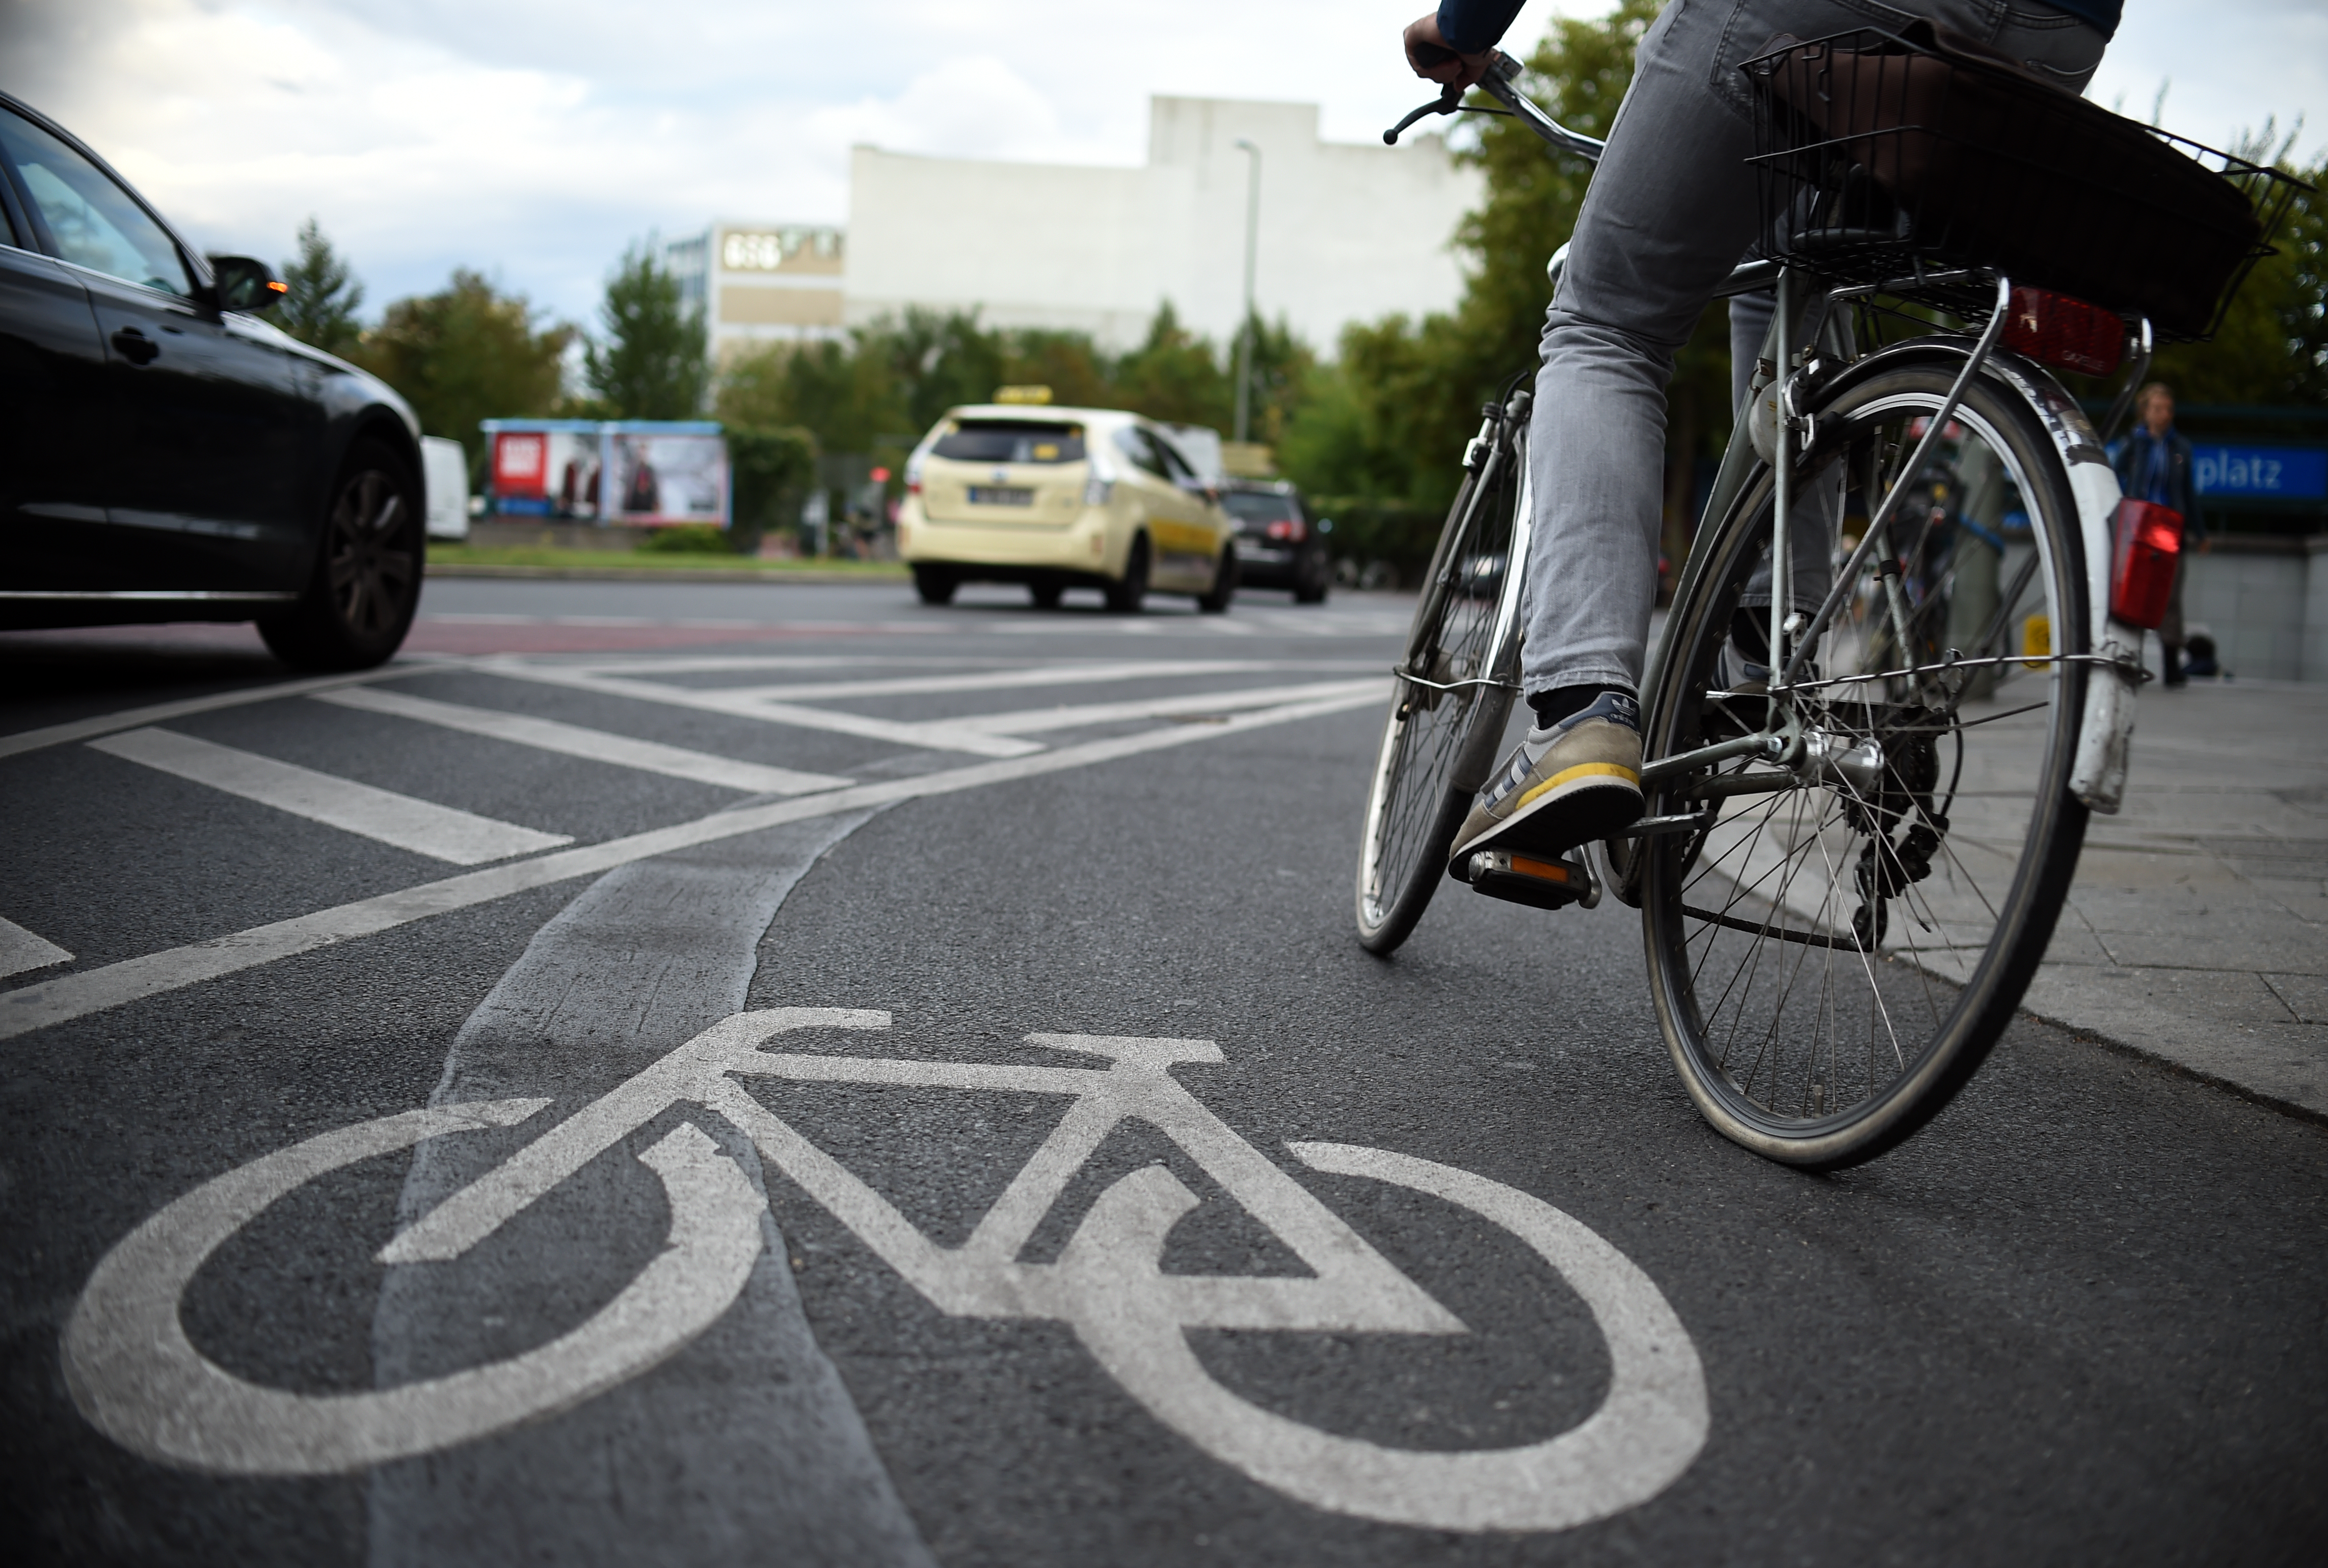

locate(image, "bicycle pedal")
[[1465, 848, 1596, 911]]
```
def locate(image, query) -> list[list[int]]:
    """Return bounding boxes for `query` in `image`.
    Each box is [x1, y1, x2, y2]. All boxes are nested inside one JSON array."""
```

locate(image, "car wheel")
[[1104, 534, 1149, 614], [913, 564, 958, 605], [1196, 546, 1238, 614], [1294, 548, 1330, 604], [257, 438, 422, 672], [1028, 580, 1063, 609]]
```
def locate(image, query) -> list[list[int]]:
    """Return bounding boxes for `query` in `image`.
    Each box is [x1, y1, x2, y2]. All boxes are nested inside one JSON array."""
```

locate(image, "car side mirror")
[[209, 255, 288, 313]]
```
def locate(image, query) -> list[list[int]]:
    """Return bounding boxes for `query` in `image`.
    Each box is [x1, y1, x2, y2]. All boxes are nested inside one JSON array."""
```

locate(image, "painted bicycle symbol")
[[65, 1009, 1708, 1532]]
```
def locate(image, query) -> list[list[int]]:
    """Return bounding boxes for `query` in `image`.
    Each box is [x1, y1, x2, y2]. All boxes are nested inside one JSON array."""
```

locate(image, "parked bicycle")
[[1363, 30, 2309, 1169]]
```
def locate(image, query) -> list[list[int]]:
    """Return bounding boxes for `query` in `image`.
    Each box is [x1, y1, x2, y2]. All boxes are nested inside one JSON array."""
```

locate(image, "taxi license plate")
[[968, 485, 1034, 506]]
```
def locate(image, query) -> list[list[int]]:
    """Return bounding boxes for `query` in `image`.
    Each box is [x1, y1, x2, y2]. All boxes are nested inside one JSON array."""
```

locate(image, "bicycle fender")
[[1979, 350, 2140, 815], [1811, 340, 2140, 814]]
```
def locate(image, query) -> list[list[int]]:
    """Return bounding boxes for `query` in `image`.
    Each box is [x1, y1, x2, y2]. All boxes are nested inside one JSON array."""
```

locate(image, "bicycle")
[[1361, 31, 2309, 1169], [66, 1007, 1708, 1532]]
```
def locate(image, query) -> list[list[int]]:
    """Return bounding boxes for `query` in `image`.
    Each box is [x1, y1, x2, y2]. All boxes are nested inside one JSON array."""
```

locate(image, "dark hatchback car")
[[0, 91, 425, 669], [1217, 479, 1329, 603]]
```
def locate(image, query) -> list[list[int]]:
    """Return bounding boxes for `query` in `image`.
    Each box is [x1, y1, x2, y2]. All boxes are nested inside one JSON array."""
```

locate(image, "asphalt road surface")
[[5, 579, 2323, 1565]]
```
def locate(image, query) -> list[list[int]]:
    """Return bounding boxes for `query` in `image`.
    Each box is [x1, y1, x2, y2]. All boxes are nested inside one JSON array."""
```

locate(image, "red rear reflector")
[[2109, 499, 2184, 628], [2003, 288, 2124, 377]]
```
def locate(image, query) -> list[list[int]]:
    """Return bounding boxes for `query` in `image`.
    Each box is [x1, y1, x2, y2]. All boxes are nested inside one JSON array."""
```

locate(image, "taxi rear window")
[[931, 421, 1086, 464]]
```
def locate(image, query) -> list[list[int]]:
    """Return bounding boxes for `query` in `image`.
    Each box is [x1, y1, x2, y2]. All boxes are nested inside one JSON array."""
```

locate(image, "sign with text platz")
[[2192, 445, 2327, 500]]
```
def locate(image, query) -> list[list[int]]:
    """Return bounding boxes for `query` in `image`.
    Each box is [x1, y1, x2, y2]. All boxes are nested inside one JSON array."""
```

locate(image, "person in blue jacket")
[[2110, 381, 2203, 686], [1403, 1, 2120, 868]]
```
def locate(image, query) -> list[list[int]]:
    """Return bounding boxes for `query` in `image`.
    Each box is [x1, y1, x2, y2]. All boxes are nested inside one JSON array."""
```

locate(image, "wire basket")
[[1743, 23, 2310, 340]]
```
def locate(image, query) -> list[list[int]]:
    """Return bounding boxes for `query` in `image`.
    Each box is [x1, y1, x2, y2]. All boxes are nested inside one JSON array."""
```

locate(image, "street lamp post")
[[1232, 137, 1261, 445]]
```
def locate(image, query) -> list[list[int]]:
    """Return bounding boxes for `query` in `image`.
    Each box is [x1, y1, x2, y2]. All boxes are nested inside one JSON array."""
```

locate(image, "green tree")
[[276, 216, 364, 357], [1111, 302, 1234, 428], [584, 240, 708, 418], [1280, 0, 1733, 577], [354, 271, 573, 467], [2149, 126, 2327, 406]]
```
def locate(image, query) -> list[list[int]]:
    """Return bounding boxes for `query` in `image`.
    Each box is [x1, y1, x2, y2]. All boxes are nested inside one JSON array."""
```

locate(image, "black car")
[[0, 91, 426, 670], [1217, 479, 1329, 603]]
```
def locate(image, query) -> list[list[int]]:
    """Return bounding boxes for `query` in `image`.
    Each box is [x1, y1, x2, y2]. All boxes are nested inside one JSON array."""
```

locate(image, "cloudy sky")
[[3, 0, 2320, 330]]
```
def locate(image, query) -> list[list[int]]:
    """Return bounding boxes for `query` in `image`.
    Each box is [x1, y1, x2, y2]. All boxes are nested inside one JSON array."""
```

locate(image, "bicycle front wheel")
[[1354, 440, 1524, 955], [1640, 361, 2092, 1167]]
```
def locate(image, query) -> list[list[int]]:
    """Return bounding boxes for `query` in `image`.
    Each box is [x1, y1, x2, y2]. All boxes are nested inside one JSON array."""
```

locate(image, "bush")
[[635, 524, 732, 554]]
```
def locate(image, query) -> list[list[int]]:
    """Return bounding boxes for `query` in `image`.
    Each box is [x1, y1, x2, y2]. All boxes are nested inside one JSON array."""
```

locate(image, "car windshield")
[[931, 422, 1086, 464], [1221, 492, 1300, 524]]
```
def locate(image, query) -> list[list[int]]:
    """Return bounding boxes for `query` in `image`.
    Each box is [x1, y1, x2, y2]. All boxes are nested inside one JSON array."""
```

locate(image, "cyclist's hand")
[[1404, 12, 1492, 88]]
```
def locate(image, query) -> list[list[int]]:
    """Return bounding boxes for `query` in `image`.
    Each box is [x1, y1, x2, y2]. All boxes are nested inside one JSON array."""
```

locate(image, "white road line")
[[0, 916, 72, 980], [0, 663, 429, 761], [955, 678, 1387, 737], [717, 660, 1286, 702], [3, 686, 1385, 1040], [87, 727, 573, 865], [471, 664, 1045, 759], [313, 688, 852, 796]]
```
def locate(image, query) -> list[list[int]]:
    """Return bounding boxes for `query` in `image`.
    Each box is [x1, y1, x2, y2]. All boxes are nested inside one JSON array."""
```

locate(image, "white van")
[[422, 436, 470, 540]]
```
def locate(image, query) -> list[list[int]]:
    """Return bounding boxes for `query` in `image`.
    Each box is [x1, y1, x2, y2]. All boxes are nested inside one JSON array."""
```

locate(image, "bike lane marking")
[[0, 685, 1386, 1040], [65, 1009, 1708, 1537], [363, 823, 936, 1568]]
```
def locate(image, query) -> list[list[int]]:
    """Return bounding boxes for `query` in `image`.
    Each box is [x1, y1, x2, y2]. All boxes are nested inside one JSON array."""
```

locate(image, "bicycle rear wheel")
[[1640, 361, 2092, 1167], [1354, 426, 1526, 955]]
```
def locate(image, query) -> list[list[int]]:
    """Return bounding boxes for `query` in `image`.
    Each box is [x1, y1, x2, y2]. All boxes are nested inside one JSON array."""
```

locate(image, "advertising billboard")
[[481, 420, 728, 526]]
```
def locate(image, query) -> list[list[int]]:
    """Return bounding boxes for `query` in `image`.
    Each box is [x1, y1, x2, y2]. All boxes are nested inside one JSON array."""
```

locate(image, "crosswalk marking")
[[720, 660, 1287, 703], [950, 678, 1388, 738], [0, 915, 72, 981], [312, 688, 852, 796], [88, 727, 573, 866], [472, 665, 1045, 759]]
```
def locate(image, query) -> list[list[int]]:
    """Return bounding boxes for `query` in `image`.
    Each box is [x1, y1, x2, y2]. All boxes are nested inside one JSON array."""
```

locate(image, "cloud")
[[809, 57, 1078, 167], [3, 0, 2319, 330]]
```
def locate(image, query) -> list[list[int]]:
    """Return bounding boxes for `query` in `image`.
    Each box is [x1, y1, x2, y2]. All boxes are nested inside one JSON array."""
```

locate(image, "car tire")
[[1105, 534, 1150, 614], [1294, 549, 1330, 604], [913, 564, 958, 605], [1028, 580, 1063, 609], [1196, 546, 1238, 614], [257, 437, 423, 672]]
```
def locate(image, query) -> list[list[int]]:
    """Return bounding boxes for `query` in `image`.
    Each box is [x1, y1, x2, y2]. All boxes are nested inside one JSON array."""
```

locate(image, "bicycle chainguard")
[[1462, 846, 1601, 911]]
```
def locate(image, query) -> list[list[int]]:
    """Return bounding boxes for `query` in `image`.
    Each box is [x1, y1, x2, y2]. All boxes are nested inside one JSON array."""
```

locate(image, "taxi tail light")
[[1083, 475, 1114, 506], [2002, 287, 2124, 377], [2109, 499, 2184, 629]]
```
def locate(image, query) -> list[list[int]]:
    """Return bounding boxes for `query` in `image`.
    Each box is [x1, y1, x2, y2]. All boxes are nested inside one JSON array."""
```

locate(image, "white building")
[[675, 94, 1481, 363]]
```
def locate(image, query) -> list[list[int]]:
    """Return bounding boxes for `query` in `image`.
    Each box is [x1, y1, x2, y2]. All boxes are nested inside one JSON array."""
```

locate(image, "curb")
[[426, 564, 909, 585], [2017, 1001, 2328, 1130]]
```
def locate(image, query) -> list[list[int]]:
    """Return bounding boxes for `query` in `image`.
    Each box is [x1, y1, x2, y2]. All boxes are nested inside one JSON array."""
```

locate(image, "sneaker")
[[1449, 691, 1644, 873]]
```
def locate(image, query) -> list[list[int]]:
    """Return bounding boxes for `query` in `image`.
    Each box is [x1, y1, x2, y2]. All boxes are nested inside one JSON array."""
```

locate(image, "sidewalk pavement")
[[2020, 679, 2328, 1120]]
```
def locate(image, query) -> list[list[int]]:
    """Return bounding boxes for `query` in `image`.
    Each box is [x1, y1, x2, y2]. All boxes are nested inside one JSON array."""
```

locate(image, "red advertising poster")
[[493, 431, 548, 498]]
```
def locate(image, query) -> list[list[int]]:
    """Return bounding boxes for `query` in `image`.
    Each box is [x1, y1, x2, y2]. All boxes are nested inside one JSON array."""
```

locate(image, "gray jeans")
[[1520, 0, 2106, 697]]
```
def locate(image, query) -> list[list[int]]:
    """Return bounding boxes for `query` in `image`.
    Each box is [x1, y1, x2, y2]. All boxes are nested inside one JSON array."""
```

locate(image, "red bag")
[[2109, 499, 2185, 629]]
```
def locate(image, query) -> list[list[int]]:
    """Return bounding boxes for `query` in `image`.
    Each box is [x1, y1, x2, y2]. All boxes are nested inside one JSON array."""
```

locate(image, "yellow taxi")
[[897, 402, 1238, 613]]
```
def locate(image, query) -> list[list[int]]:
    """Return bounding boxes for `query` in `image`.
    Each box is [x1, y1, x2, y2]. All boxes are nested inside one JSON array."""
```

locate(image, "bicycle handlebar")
[[1383, 50, 1605, 165]]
